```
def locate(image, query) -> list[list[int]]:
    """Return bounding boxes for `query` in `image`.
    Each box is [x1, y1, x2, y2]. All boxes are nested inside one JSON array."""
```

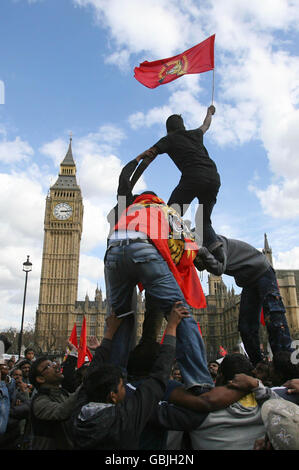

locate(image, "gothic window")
[[90, 326, 96, 336]]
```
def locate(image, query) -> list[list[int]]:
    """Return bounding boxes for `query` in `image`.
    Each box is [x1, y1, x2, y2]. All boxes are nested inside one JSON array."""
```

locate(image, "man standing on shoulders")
[[136, 105, 223, 261]]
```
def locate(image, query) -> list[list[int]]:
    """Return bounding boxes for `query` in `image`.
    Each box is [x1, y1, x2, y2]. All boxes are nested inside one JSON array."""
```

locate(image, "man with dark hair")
[[208, 360, 219, 383], [24, 348, 35, 364], [28, 313, 122, 450], [215, 353, 255, 385], [72, 303, 189, 450], [189, 353, 280, 450], [136, 105, 223, 261], [194, 234, 293, 366]]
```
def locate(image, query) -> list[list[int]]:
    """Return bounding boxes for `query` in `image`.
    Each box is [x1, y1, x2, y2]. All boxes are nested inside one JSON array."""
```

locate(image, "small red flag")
[[219, 345, 227, 357], [77, 317, 93, 368], [260, 308, 265, 326], [160, 329, 166, 344], [134, 34, 215, 89], [68, 323, 78, 348]]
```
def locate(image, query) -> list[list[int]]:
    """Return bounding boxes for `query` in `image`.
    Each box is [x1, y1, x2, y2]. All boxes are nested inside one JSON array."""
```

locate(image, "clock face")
[[53, 203, 73, 220]]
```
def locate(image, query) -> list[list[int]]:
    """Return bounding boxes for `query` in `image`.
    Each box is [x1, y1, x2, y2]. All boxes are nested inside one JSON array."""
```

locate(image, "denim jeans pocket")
[[105, 259, 118, 270], [132, 254, 162, 264]]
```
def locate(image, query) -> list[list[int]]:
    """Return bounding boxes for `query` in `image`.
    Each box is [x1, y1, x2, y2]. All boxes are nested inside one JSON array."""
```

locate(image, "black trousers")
[[167, 176, 220, 248]]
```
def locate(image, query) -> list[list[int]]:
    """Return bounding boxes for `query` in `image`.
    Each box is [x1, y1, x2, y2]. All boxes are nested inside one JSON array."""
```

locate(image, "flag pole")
[[211, 68, 215, 105]]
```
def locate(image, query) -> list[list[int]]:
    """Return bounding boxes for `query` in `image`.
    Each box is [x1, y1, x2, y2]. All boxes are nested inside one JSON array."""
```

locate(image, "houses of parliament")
[[34, 141, 299, 360]]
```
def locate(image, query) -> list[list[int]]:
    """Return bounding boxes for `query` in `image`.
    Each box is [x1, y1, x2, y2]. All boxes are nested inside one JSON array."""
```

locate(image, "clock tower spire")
[[35, 137, 84, 352]]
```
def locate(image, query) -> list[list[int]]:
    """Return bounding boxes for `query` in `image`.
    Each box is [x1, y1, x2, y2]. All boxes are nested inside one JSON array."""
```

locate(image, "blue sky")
[[1, 0, 299, 330]]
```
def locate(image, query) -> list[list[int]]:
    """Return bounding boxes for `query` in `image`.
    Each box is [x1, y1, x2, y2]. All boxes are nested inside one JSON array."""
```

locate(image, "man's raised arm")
[[199, 105, 215, 134]]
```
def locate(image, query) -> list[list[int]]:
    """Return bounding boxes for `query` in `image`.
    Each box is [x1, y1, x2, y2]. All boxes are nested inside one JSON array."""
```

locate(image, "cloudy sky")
[[1, 0, 299, 330]]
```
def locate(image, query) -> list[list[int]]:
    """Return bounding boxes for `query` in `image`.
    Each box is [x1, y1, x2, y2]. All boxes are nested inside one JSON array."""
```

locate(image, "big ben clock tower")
[[35, 137, 84, 352]]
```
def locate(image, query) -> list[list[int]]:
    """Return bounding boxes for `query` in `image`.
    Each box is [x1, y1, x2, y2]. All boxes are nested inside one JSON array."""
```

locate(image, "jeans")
[[104, 241, 213, 388], [239, 266, 293, 365]]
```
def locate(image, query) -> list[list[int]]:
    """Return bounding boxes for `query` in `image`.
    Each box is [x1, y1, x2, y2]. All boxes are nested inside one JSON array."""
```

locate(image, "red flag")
[[115, 193, 206, 309], [68, 323, 78, 348], [219, 345, 227, 357], [197, 322, 202, 337], [134, 35, 215, 89], [260, 308, 265, 326], [77, 317, 93, 368]]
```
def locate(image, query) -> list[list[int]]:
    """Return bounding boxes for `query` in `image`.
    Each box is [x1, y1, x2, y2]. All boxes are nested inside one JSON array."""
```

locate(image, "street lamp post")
[[18, 255, 32, 359]]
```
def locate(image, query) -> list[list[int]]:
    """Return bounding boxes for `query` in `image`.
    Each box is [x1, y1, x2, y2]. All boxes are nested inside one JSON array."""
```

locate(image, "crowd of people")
[[1, 106, 298, 452], [0, 324, 299, 451]]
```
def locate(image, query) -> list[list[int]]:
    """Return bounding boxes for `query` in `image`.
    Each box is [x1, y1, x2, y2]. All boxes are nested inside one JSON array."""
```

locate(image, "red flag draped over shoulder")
[[134, 35, 215, 89], [114, 193, 206, 309]]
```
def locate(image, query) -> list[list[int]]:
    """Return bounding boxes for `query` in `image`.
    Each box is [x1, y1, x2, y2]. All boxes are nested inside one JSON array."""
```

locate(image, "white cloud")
[[39, 138, 67, 166], [0, 137, 34, 164], [273, 246, 299, 269], [74, 0, 203, 64]]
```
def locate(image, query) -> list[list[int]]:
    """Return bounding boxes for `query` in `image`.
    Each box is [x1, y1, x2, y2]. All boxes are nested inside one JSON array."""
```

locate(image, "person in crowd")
[[71, 304, 188, 450], [6, 359, 15, 371], [254, 354, 299, 450], [72, 303, 256, 451], [254, 361, 272, 387], [28, 313, 122, 450], [171, 362, 183, 383], [187, 353, 281, 450], [18, 360, 33, 389], [194, 234, 293, 365], [124, 339, 271, 450], [0, 354, 21, 449], [136, 106, 223, 262], [254, 398, 299, 450], [5, 368, 32, 449], [0, 355, 11, 436], [208, 360, 219, 383], [11, 369, 31, 400], [24, 348, 35, 364]]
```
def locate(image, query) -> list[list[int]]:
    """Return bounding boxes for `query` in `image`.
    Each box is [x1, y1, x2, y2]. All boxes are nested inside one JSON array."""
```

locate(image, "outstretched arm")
[[135, 146, 159, 162], [169, 373, 260, 413], [194, 246, 226, 276], [199, 105, 215, 134]]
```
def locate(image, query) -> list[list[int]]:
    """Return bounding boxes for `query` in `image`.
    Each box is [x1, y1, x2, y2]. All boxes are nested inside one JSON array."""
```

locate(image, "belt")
[[108, 238, 151, 248]]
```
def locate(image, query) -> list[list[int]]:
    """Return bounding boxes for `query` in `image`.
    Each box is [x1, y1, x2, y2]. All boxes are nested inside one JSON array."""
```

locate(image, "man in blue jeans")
[[104, 193, 214, 391], [194, 234, 294, 365]]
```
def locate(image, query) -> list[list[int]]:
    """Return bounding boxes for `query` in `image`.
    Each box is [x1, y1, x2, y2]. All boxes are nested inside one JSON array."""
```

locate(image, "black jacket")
[[71, 335, 177, 450]]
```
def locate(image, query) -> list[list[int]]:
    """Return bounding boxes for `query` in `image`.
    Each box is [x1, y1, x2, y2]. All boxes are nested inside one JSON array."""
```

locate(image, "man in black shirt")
[[137, 105, 223, 261]]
